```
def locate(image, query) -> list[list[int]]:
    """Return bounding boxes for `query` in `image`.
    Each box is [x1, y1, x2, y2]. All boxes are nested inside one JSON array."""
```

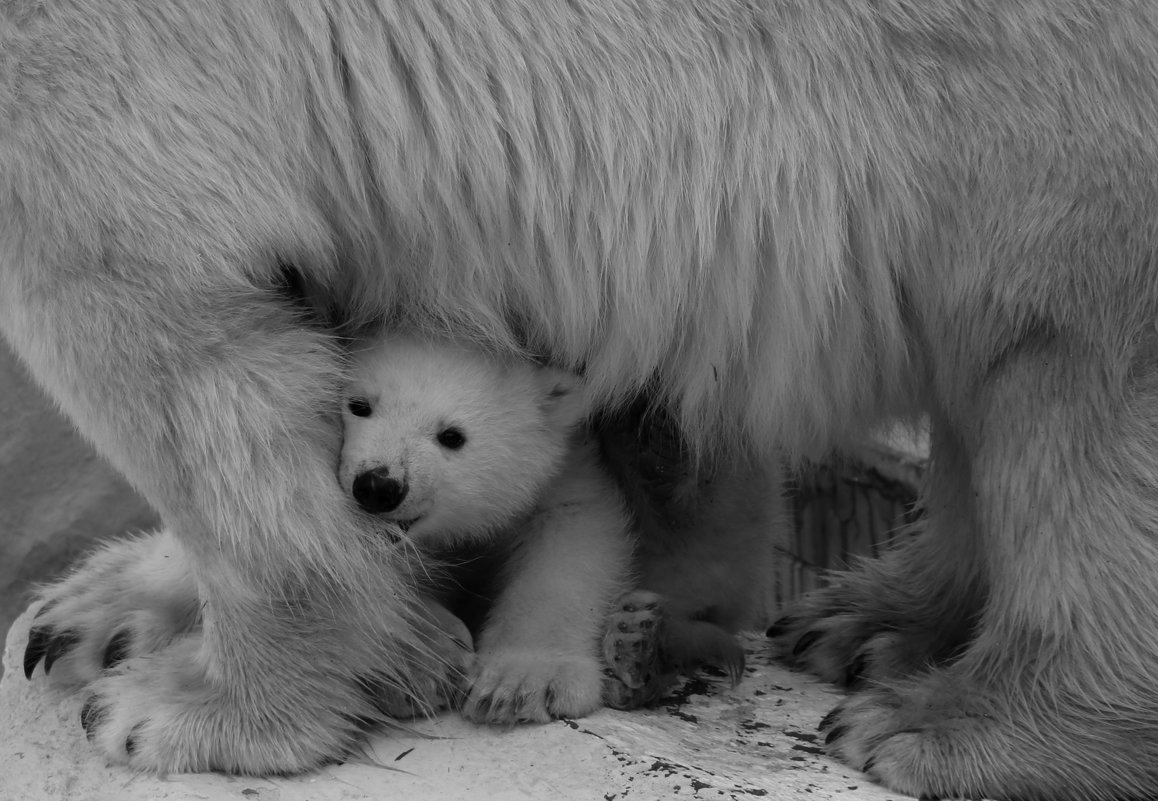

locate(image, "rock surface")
[[0, 606, 915, 801]]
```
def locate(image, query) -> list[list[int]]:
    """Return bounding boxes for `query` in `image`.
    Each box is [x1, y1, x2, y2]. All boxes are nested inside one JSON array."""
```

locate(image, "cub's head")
[[339, 334, 588, 545]]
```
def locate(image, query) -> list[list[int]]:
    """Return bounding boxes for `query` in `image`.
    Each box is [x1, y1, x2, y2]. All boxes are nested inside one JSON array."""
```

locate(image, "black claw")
[[792, 629, 822, 658], [23, 626, 52, 679], [862, 757, 876, 776], [80, 696, 107, 741], [765, 615, 795, 639], [43, 630, 81, 675], [824, 725, 846, 746], [844, 652, 868, 688], [818, 707, 840, 732], [102, 630, 132, 670], [918, 795, 942, 801], [124, 722, 146, 756]]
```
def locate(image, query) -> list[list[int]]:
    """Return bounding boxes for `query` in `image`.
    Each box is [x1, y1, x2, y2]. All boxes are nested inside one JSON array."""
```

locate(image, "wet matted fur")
[[4, 2, 1158, 797]]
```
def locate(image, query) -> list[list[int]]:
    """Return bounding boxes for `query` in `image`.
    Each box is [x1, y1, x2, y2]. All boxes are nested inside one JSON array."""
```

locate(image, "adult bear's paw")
[[24, 529, 200, 689], [72, 606, 472, 774], [768, 536, 979, 689], [815, 660, 1152, 801], [26, 534, 474, 774], [76, 637, 360, 774]]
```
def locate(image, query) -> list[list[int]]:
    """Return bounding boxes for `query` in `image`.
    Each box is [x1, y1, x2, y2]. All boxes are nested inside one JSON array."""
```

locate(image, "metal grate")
[[773, 438, 927, 607]]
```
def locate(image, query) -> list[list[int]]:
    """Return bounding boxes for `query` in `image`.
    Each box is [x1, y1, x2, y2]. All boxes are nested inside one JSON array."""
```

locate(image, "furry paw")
[[600, 590, 675, 709], [817, 668, 1059, 800], [24, 530, 200, 688], [768, 547, 976, 689], [766, 600, 920, 689], [75, 638, 362, 774], [68, 608, 473, 774], [462, 649, 604, 724], [25, 530, 474, 773]]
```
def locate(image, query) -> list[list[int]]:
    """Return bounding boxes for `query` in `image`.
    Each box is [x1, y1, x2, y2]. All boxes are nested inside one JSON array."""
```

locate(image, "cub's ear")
[[536, 368, 589, 429]]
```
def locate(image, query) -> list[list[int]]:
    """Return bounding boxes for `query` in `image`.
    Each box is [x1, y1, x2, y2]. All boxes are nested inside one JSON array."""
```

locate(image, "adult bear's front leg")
[[1, 262, 468, 774], [822, 333, 1158, 800]]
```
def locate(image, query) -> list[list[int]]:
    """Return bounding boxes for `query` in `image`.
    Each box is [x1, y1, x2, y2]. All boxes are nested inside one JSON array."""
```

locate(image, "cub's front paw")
[[24, 530, 199, 688], [462, 649, 604, 725]]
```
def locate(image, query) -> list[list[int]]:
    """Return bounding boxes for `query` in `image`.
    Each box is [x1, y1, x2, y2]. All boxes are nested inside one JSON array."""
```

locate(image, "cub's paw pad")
[[463, 651, 603, 725], [602, 590, 666, 690], [600, 591, 677, 709]]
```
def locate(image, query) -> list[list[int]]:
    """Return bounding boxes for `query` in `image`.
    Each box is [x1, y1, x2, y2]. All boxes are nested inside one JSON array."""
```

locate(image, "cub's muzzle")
[[351, 467, 409, 514]]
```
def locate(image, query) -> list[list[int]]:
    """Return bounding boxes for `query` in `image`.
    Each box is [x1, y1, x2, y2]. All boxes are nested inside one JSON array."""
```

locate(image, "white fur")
[[341, 334, 633, 722], [6, 2, 1158, 792]]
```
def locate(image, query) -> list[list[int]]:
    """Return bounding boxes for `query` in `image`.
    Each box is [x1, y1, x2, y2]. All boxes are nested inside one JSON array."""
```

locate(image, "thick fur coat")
[[339, 333, 633, 724], [4, 2, 1158, 797]]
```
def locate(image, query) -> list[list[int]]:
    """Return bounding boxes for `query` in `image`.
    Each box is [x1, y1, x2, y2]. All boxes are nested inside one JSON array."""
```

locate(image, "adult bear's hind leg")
[[823, 333, 1158, 800], [770, 422, 985, 689]]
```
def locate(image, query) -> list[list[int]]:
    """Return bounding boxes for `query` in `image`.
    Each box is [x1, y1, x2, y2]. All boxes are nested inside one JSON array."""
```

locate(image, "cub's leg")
[[599, 403, 785, 706], [769, 429, 984, 688], [463, 443, 633, 724], [822, 334, 1158, 800]]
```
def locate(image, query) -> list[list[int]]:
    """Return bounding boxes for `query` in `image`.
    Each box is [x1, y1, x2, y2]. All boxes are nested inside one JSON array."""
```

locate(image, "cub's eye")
[[347, 398, 372, 418], [437, 427, 466, 450]]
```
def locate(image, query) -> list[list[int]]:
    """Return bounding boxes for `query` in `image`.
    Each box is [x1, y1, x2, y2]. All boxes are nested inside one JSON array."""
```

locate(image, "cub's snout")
[[351, 467, 409, 514]]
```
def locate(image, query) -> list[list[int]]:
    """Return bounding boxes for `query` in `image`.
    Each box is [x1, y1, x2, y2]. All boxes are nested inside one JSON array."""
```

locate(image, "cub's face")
[[339, 335, 586, 545]]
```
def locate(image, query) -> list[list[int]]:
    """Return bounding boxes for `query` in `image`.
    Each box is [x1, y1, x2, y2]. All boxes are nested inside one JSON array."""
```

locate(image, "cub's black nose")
[[352, 467, 409, 514]]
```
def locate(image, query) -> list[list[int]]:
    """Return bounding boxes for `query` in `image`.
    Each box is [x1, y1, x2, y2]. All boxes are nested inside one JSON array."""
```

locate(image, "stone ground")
[[0, 607, 924, 801]]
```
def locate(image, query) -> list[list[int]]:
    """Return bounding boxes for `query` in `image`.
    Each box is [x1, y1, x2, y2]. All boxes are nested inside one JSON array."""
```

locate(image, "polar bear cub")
[[338, 332, 634, 724]]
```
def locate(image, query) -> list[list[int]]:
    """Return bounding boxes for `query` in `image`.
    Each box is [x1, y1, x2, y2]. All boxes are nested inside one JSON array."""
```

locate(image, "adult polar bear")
[[3, 0, 1158, 797]]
